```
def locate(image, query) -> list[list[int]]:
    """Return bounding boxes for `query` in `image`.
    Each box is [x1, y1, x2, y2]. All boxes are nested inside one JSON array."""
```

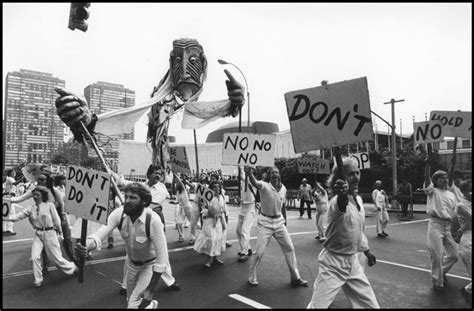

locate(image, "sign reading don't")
[[285, 77, 373, 152], [65, 165, 111, 225]]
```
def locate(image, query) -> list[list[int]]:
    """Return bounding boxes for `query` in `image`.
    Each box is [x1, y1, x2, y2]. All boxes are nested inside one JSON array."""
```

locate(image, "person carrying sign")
[[297, 178, 313, 219], [422, 156, 458, 291], [76, 182, 167, 308], [3, 169, 17, 236], [372, 180, 390, 238], [4, 186, 78, 288], [193, 180, 228, 268], [173, 172, 192, 243], [236, 166, 257, 262], [307, 157, 379, 309], [245, 165, 308, 287]]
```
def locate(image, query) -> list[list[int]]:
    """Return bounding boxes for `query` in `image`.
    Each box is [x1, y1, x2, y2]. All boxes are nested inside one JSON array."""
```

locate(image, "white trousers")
[[31, 230, 76, 285], [126, 261, 154, 309], [248, 215, 301, 283], [188, 204, 201, 240], [315, 211, 328, 239], [236, 212, 255, 254], [427, 217, 458, 287], [459, 231, 472, 292], [376, 209, 388, 234], [122, 255, 175, 289], [307, 248, 379, 309]]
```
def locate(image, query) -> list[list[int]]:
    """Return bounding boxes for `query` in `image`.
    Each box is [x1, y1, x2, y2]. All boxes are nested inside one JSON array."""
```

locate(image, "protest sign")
[[65, 165, 111, 225], [429, 110, 471, 138], [285, 77, 373, 152], [349, 152, 371, 169], [194, 183, 214, 203], [414, 120, 444, 144], [296, 157, 331, 174], [170, 146, 191, 175], [222, 133, 276, 167], [2, 199, 11, 218]]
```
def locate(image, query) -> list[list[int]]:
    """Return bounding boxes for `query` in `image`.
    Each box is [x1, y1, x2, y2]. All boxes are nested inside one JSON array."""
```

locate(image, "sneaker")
[[168, 282, 181, 291], [238, 254, 249, 262], [145, 300, 158, 309], [119, 287, 127, 296], [308, 217, 312, 219], [291, 278, 308, 287], [34, 281, 42, 288], [315, 236, 320, 240], [319, 238, 326, 243], [247, 249, 253, 256], [212, 258, 224, 265], [188, 239, 195, 245], [377, 233, 385, 238], [3, 231, 16, 236], [107, 243, 114, 249], [204, 258, 212, 268], [226, 242, 232, 248], [382, 231, 389, 237], [248, 279, 259, 286], [433, 284, 445, 291]]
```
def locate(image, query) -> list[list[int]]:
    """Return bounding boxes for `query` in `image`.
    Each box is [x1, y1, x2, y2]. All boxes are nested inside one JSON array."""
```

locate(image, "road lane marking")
[[228, 294, 271, 309], [377, 260, 471, 281]]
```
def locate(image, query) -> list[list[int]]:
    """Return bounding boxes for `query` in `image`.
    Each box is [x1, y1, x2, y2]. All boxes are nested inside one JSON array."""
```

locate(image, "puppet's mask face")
[[170, 39, 207, 101]]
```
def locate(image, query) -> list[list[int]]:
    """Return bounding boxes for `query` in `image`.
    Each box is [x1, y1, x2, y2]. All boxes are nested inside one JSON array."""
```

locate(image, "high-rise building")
[[3, 69, 66, 170], [84, 81, 135, 172]]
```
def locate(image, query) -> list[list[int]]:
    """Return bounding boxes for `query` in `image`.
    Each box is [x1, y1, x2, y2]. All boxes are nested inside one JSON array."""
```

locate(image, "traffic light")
[[68, 3, 90, 32]]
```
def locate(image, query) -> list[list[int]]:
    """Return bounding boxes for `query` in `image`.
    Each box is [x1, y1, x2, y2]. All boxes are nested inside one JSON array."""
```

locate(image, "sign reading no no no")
[[221, 133, 276, 167]]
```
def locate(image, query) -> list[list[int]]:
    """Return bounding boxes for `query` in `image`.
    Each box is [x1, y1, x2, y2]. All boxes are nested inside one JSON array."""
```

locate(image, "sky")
[[3, 3, 472, 145]]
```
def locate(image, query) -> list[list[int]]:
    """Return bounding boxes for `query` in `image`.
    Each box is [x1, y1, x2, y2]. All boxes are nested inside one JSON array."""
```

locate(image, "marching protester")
[[3, 169, 17, 236], [114, 164, 181, 294], [312, 181, 329, 243], [4, 186, 78, 288], [236, 166, 257, 262], [10, 173, 77, 265], [307, 157, 379, 309], [193, 180, 228, 268], [186, 173, 208, 245], [297, 178, 313, 219], [76, 182, 166, 308], [422, 156, 458, 291], [453, 179, 472, 303], [397, 178, 413, 217], [245, 165, 308, 287], [372, 180, 390, 238], [173, 172, 192, 243]]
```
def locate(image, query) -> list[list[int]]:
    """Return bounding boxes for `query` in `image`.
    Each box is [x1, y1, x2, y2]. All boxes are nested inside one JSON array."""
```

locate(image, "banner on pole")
[[285, 77, 373, 152], [349, 152, 371, 169], [429, 110, 471, 138], [170, 146, 191, 175], [65, 165, 111, 225], [222, 133, 276, 167], [413, 120, 444, 144], [296, 157, 331, 174]]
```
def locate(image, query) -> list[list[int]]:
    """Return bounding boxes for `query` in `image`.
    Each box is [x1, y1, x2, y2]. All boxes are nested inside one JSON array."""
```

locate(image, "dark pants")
[[299, 200, 312, 218], [400, 201, 409, 216]]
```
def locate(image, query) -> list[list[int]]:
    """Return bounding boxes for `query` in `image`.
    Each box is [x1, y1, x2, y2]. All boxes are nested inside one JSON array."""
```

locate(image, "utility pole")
[[384, 98, 405, 212], [400, 118, 403, 149]]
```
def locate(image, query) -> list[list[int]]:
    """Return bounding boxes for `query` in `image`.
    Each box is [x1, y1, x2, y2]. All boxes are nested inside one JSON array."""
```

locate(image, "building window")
[[447, 141, 455, 150], [462, 139, 471, 148], [433, 142, 440, 150]]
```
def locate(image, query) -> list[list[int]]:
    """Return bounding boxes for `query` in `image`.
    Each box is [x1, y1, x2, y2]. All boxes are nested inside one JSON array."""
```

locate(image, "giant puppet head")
[[169, 38, 208, 102]]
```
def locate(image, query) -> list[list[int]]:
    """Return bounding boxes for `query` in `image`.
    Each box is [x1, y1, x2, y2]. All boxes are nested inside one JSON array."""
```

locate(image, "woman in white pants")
[[312, 181, 328, 242], [422, 159, 458, 291], [4, 186, 77, 287]]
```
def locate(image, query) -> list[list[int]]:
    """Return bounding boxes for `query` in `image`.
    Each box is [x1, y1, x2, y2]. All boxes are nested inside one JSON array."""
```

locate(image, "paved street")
[[2, 199, 472, 309]]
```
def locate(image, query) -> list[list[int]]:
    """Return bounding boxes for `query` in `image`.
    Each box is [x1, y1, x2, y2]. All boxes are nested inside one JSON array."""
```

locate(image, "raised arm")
[[244, 166, 262, 190], [424, 155, 431, 188], [9, 189, 33, 203]]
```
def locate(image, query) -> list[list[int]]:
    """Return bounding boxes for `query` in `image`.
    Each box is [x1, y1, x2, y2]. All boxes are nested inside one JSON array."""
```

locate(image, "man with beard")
[[76, 182, 166, 309]]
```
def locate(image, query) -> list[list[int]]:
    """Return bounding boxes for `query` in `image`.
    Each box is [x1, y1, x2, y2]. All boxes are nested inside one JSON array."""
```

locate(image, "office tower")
[[84, 81, 135, 172], [3, 69, 66, 170]]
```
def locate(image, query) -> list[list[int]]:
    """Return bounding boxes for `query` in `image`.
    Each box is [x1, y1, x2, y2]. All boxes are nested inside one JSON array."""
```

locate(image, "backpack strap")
[[145, 212, 151, 239], [117, 210, 125, 230]]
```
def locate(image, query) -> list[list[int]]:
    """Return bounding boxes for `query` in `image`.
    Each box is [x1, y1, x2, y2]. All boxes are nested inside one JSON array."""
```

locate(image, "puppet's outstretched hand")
[[223, 69, 245, 117]]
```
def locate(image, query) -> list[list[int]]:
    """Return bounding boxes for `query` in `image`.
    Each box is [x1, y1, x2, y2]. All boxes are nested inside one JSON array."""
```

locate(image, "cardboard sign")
[[222, 133, 276, 167], [285, 77, 373, 152], [297, 157, 331, 174], [21, 163, 48, 182], [349, 152, 371, 169], [194, 183, 214, 203], [65, 165, 111, 225], [429, 110, 471, 138], [170, 146, 191, 175], [413, 120, 444, 143], [2, 199, 11, 218]]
